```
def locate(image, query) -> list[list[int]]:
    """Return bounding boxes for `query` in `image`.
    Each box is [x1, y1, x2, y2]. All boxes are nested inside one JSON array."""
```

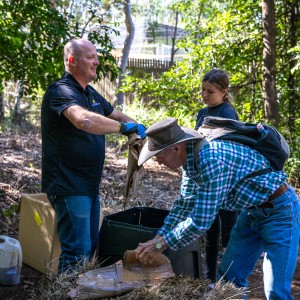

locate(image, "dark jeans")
[[205, 209, 239, 282], [48, 195, 100, 273]]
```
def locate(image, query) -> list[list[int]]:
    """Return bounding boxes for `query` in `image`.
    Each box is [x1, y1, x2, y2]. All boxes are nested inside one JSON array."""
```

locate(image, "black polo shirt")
[[41, 72, 114, 196]]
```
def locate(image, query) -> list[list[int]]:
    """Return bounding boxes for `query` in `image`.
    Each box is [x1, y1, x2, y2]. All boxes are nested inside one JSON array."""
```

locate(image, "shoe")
[[208, 283, 215, 290]]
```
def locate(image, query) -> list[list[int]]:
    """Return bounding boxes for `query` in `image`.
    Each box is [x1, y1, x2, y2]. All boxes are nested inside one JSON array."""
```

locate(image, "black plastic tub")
[[96, 207, 203, 278]]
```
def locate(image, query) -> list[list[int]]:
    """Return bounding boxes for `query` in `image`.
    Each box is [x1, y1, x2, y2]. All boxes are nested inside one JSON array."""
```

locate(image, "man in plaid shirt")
[[136, 118, 300, 300]]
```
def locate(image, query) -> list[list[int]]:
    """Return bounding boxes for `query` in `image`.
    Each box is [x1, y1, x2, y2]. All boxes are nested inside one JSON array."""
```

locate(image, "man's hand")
[[136, 124, 147, 139], [120, 122, 147, 139], [135, 236, 167, 266], [119, 122, 138, 135]]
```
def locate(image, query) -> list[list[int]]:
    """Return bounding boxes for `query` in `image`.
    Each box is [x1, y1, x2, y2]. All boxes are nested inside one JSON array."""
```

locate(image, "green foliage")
[[121, 0, 268, 123], [105, 101, 195, 151], [285, 156, 300, 188], [122, 101, 173, 127], [120, 0, 300, 183], [0, 0, 299, 184], [0, 0, 119, 97], [88, 22, 120, 81], [0, 0, 70, 95], [0, 0, 120, 133], [120, 65, 203, 128], [285, 118, 300, 187], [288, 45, 300, 74], [3, 204, 19, 218]]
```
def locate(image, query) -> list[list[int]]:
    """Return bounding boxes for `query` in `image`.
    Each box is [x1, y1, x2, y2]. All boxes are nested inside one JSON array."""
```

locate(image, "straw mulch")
[[33, 264, 247, 300], [119, 276, 247, 300]]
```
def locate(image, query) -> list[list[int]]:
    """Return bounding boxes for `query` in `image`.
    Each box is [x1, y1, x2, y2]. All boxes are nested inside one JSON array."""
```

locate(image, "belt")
[[257, 183, 288, 208]]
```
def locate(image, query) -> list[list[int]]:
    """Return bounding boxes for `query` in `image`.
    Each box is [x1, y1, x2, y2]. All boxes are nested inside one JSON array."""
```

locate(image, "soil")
[[0, 132, 299, 299]]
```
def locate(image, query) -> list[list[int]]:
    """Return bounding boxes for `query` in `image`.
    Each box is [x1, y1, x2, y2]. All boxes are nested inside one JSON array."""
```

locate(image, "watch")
[[155, 238, 163, 250]]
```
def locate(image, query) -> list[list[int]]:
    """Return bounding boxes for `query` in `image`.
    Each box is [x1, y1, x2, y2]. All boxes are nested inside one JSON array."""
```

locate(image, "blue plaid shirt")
[[157, 140, 287, 250]]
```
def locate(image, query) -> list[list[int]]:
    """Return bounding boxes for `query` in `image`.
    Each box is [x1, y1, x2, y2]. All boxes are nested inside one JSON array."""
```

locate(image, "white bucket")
[[0, 235, 22, 285]]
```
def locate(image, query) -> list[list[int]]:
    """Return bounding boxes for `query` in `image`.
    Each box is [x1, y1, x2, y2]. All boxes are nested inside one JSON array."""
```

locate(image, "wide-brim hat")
[[138, 118, 204, 166]]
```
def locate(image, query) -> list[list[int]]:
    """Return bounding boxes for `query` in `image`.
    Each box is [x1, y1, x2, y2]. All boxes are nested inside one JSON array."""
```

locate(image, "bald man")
[[41, 38, 146, 273]]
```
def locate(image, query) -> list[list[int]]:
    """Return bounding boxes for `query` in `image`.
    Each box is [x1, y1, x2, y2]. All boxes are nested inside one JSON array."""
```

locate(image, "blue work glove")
[[136, 124, 147, 139], [119, 122, 138, 136], [119, 122, 147, 139]]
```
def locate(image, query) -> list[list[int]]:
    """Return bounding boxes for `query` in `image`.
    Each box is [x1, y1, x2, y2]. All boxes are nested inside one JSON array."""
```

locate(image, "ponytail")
[[223, 92, 233, 104]]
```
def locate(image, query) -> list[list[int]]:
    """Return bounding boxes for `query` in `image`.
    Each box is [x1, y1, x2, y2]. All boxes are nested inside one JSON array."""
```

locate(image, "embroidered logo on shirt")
[[91, 99, 100, 106]]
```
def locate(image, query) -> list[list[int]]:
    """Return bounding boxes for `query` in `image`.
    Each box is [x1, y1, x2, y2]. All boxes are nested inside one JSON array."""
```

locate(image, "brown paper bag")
[[68, 252, 175, 299]]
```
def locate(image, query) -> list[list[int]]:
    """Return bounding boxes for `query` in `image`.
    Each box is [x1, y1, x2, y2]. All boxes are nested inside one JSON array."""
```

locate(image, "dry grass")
[[29, 258, 102, 300], [110, 276, 247, 300], [30, 264, 247, 300]]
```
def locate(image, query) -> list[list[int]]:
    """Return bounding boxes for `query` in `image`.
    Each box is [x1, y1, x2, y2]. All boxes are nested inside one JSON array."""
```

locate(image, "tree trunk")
[[0, 93, 4, 122], [12, 80, 24, 126], [262, 0, 279, 126], [114, 0, 135, 107], [170, 11, 179, 65], [287, 0, 299, 134]]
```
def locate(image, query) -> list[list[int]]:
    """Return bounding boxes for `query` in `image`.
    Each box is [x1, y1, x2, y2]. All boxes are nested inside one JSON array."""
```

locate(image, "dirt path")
[[0, 133, 299, 299]]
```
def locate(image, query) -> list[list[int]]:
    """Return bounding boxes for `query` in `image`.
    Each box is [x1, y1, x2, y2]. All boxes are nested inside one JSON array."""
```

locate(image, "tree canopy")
[[0, 0, 69, 94], [120, 0, 300, 184], [0, 0, 299, 184], [122, 0, 299, 130], [0, 0, 119, 97]]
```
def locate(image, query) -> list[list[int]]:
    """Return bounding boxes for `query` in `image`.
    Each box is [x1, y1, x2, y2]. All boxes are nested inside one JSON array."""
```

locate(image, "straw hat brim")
[[138, 127, 203, 166]]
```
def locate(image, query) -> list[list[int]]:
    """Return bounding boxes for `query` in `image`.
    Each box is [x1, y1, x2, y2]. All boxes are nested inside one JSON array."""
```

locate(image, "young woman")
[[195, 69, 239, 285]]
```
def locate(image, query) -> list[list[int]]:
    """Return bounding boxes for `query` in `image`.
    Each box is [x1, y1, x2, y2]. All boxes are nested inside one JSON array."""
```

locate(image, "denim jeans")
[[217, 186, 300, 300], [48, 195, 100, 273]]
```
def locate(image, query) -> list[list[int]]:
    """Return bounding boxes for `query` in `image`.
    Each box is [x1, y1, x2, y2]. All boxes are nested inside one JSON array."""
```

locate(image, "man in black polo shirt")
[[41, 38, 146, 273]]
